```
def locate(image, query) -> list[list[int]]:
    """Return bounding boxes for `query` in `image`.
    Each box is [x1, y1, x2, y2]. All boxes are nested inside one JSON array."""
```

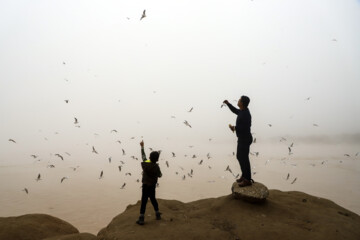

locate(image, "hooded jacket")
[[141, 148, 162, 186]]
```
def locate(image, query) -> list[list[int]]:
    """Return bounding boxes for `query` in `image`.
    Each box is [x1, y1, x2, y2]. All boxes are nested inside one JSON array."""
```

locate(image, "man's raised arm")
[[223, 100, 240, 115]]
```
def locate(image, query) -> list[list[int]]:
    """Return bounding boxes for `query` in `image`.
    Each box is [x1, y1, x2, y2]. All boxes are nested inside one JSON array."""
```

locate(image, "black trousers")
[[236, 136, 253, 181], [140, 184, 159, 214]]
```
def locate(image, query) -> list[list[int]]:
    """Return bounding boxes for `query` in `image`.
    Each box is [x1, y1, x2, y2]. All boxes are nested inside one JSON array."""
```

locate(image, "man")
[[136, 140, 162, 225], [223, 96, 253, 187]]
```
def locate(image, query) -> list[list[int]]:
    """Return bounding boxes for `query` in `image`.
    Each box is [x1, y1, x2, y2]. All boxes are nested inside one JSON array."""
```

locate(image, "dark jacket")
[[141, 148, 162, 186], [226, 102, 252, 139]]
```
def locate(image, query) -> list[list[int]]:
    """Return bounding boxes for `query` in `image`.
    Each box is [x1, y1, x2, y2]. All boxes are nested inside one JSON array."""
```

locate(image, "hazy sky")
[[1, 0, 360, 163]]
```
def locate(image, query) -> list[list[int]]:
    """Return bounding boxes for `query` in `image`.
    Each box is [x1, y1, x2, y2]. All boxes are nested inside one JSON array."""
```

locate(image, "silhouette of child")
[[136, 140, 162, 225]]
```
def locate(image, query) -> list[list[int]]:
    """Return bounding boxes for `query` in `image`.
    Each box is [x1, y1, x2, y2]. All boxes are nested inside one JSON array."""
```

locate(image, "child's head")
[[150, 151, 160, 163]]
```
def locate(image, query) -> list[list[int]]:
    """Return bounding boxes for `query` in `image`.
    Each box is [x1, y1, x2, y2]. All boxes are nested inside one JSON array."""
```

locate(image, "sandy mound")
[[98, 190, 360, 240]]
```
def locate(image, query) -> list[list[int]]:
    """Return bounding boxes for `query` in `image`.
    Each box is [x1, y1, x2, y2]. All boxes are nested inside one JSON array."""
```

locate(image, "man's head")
[[238, 95, 250, 109], [150, 151, 160, 163]]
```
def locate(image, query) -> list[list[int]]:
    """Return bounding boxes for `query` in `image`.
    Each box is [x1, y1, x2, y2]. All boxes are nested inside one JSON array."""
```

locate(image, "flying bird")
[[74, 118, 78, 124], [118, 166, 122, 172], [23, 188, 29, 194], [291, 178, 297, 184], [122, 149, 126, 155], [286, 173, 290, 180], [61, 177, 68, 183], [184, 120, 192, 128], [63, 61, 66, 65], [199, 159, 203, 165], [207, 153, 211, 159], [120, 183, 126, 189], [99, 171, 103, 179], [36, 174, 41, 181], [225, 165, 233, 173], [172, 152, 176, 157], [55, 154, 64, 160], [140, 10, 146, 20], [8, 139, 16, 143], [188, 107, 193, 112], [125, 172, 132, 176], [64, 100, 69, 103], [253, 138, 256, 143], [92, 146, 98, 154], [111, 129, 118, 133], [268, 124, 272, 127], [47, 164, 55, 168], [288, 147, 292, 155], [108, 157, 112, 163], [30, 155, 38, 159], [313, 124, 319, 127], [166, 161, 169, 168]]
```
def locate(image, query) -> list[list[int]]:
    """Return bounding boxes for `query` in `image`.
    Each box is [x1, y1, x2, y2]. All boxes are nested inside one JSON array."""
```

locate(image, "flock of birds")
[[9, 107, 358, 196], [7, 91, 359, 196], [4, 13, 354, 195]]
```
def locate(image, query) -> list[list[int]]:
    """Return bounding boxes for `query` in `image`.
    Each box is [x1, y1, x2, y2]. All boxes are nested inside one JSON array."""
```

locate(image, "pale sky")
[[1, 0, 360, 164]]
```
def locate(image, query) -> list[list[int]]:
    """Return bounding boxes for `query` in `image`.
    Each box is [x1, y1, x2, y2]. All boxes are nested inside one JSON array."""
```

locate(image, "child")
[[136, 140, 162, 225]]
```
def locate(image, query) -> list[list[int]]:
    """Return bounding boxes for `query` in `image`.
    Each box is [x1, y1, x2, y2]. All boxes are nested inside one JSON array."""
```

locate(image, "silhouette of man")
[[223, 96, 253, 187]]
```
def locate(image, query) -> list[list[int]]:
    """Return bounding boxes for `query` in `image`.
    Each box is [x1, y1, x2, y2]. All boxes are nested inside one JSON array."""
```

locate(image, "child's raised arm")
[[140, 140, 147, 161]]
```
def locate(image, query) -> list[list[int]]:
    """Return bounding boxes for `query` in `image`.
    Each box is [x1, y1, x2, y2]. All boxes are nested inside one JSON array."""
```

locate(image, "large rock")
[[0, 214, 79, 240], [97, 191, 360, 240], [231, 181, 269, 202]]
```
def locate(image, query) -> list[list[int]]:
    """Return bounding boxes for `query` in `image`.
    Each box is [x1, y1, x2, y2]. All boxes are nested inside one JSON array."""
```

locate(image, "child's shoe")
[[136, 215, 145, 225]]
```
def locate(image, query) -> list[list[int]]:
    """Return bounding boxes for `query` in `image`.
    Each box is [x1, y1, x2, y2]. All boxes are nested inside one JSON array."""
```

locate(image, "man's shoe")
[[236, 176, 244, 183], [156, 212, 162, 220], [136, 216, 144, 225], [238, 178, 252, 187]]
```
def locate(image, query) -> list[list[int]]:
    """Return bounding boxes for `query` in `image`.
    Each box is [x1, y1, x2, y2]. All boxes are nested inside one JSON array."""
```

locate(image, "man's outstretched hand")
[[223, 100, 229, 105], [140, 140, 144, 147]]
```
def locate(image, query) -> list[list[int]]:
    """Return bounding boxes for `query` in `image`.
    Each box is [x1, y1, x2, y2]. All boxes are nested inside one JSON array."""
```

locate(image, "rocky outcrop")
[[43, 232, 97, 240], [0, 214, 79, 240], [231, 181, 269, 202], [2, 190, 360, 240], [97, 191, 360, 240]]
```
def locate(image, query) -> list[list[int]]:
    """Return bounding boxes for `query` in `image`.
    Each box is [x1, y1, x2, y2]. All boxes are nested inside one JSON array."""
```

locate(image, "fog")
[[0, 0, 359, 234]]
